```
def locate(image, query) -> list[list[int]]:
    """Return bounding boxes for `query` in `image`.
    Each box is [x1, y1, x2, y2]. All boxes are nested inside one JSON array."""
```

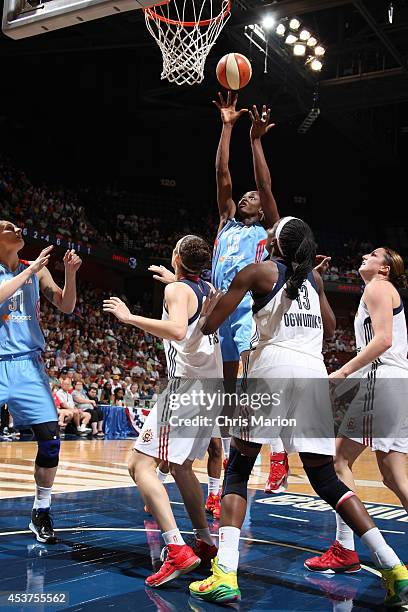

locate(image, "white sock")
[[270, 438, 285, 454], [162, 528, 185, 546], [156, 467, 169, 484], [217, 526, 240, 573], [193, 528, 214, 546], [208, 477, 220, 497], [336, 513, 355, 551], [33, 486, 52, 510], [361, 527, 401, 569], [221, 438, 231, 459]]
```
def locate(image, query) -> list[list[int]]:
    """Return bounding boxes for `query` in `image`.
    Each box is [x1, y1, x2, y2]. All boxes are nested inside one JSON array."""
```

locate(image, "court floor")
[[0, 440, 407, 611]]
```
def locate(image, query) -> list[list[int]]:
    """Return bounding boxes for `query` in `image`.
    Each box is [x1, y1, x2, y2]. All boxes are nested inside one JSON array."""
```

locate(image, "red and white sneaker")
[[304, 541, 361, 574], [192, 539, 218, 567], [146, 544, 201, 587], [205, 493, 221, 519], [264, 452, 289, 494]]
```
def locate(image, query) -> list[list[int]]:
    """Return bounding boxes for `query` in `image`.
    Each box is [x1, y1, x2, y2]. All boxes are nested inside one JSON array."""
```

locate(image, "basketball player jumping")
[[104, 235, 222, 588], [305, 247, 408, 600], [189, 218, 408, 607], [150, 94, 287, 511], [0, 220, 82, 543]]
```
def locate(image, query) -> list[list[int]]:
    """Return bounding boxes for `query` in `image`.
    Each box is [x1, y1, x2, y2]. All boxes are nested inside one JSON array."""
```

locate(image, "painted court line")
[[268, 513, 309, 523], [0, 526, 381, 577]]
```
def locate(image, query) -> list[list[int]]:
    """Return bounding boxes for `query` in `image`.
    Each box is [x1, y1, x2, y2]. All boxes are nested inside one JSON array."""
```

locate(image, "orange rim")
[[144, 0, 230, 27]]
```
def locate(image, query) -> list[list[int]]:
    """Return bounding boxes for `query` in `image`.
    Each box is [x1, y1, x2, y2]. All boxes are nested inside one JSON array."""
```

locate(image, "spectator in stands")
[[71, 381, 95, 433], [111, 375, 122, 391], [131, 362, 145, 378], [113, 387, 125, 406], [50, 382, 74, 434], [86, 385, 105, 438], [124, 382, 139, 407], [99, 381, 113, 404], [56, 378, 90, 434], [55, 349, 67, 370]]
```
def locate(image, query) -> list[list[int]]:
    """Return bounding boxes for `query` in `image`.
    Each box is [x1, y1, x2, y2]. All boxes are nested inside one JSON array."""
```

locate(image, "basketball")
[[216, 53, 252, 90]]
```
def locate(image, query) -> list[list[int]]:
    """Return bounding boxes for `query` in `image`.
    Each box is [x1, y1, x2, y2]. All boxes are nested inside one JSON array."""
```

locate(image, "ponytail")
[[277, 219, 317, 300], [382, 247, 407, 289]]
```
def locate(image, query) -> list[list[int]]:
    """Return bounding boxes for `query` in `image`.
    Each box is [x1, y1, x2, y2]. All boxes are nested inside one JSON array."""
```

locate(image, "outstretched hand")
[[63, 249, 82, 275], [148, 265, 176, 285], [29, 245, 53, 274], [249, 105, 275, 140], [213, 91, 248, 126], [103, 297, 131, 323], [314, 255, 331, 276]]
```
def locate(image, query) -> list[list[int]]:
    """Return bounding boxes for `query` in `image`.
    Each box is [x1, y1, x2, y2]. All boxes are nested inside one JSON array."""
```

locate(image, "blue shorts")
[[219, 298, 256, 362], [0, 352, 58, 429]]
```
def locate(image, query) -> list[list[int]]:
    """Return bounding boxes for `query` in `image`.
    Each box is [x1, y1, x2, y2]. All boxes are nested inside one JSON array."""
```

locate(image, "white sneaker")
[[78, 424, 91, 433]]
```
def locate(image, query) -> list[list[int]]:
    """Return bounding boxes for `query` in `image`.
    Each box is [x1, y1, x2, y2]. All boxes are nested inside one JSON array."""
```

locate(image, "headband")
[[177, 235, 199, 274], [275, 216, 300, 256]]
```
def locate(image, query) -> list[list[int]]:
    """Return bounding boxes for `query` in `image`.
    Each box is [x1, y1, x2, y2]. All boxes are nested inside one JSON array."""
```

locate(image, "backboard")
[[2, 0, 166, 39]]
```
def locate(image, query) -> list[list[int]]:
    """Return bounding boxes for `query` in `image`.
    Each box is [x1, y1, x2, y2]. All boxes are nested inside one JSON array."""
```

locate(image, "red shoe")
[[205, 493, 220, 517], [264, 451, 289, 494], [304, 541, 361, 574], [192, 539, 218, 567], [145, 544, 201, 587]]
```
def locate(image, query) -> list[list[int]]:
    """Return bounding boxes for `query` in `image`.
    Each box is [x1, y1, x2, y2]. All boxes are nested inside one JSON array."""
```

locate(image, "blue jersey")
[[0, 260, 45, 356], [212, 218, 267, 292]]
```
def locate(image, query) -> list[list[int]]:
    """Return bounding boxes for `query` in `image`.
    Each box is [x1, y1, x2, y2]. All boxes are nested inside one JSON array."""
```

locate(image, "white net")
[[144, 0, 231, 86]]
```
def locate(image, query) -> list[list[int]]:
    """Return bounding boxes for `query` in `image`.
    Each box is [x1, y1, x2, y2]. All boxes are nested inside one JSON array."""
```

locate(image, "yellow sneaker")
[[189, 557, 241, 604], [380, 562, 408, 607]]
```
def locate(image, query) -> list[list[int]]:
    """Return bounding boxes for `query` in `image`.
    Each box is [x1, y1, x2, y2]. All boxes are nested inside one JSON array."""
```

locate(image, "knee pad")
[[222, 445, 258, 501], [302, 458, 353, 510], [32, 422, 60, 468]]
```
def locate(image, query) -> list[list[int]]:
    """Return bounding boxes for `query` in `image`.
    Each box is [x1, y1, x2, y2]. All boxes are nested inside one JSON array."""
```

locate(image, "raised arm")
[[249, 105, 279, 228], [213, 92, 248, 233], [0, 246, 52, 305], [38, 249, 82, 314], [103, 282, 191, 342]]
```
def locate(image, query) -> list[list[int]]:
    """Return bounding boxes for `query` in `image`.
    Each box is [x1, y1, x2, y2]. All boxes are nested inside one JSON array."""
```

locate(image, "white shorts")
[[134, 378, 221, 465], [338, 365, 408, 454], [232, 344, 335, 456]]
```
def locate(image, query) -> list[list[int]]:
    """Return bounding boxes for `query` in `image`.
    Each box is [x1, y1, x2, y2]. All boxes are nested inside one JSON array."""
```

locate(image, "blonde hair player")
[[305, 247, 408, 605], [189, 219, 408, 608], [103, 234, 223, 588]]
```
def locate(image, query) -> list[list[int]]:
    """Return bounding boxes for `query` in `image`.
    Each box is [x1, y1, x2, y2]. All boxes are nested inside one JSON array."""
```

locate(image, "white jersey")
[[251, 261, 323, 361], [355, 296, 408, 375], [163, 277, 223, 379]]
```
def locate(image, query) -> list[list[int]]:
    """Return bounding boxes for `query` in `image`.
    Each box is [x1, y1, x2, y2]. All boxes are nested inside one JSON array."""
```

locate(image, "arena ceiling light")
[[311, 59, 323, 71], [293, 43, 306, 56], [299, 29, 311, 41], [249, 15, 325, 76], [285, 33, 297, 44], [276, 23, 285, 36], [289, 18, 300, 30], [262, 15, 275, 29]]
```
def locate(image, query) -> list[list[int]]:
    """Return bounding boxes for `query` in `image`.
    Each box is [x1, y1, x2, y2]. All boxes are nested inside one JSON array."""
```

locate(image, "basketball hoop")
[[144, 0, 231, 85]]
